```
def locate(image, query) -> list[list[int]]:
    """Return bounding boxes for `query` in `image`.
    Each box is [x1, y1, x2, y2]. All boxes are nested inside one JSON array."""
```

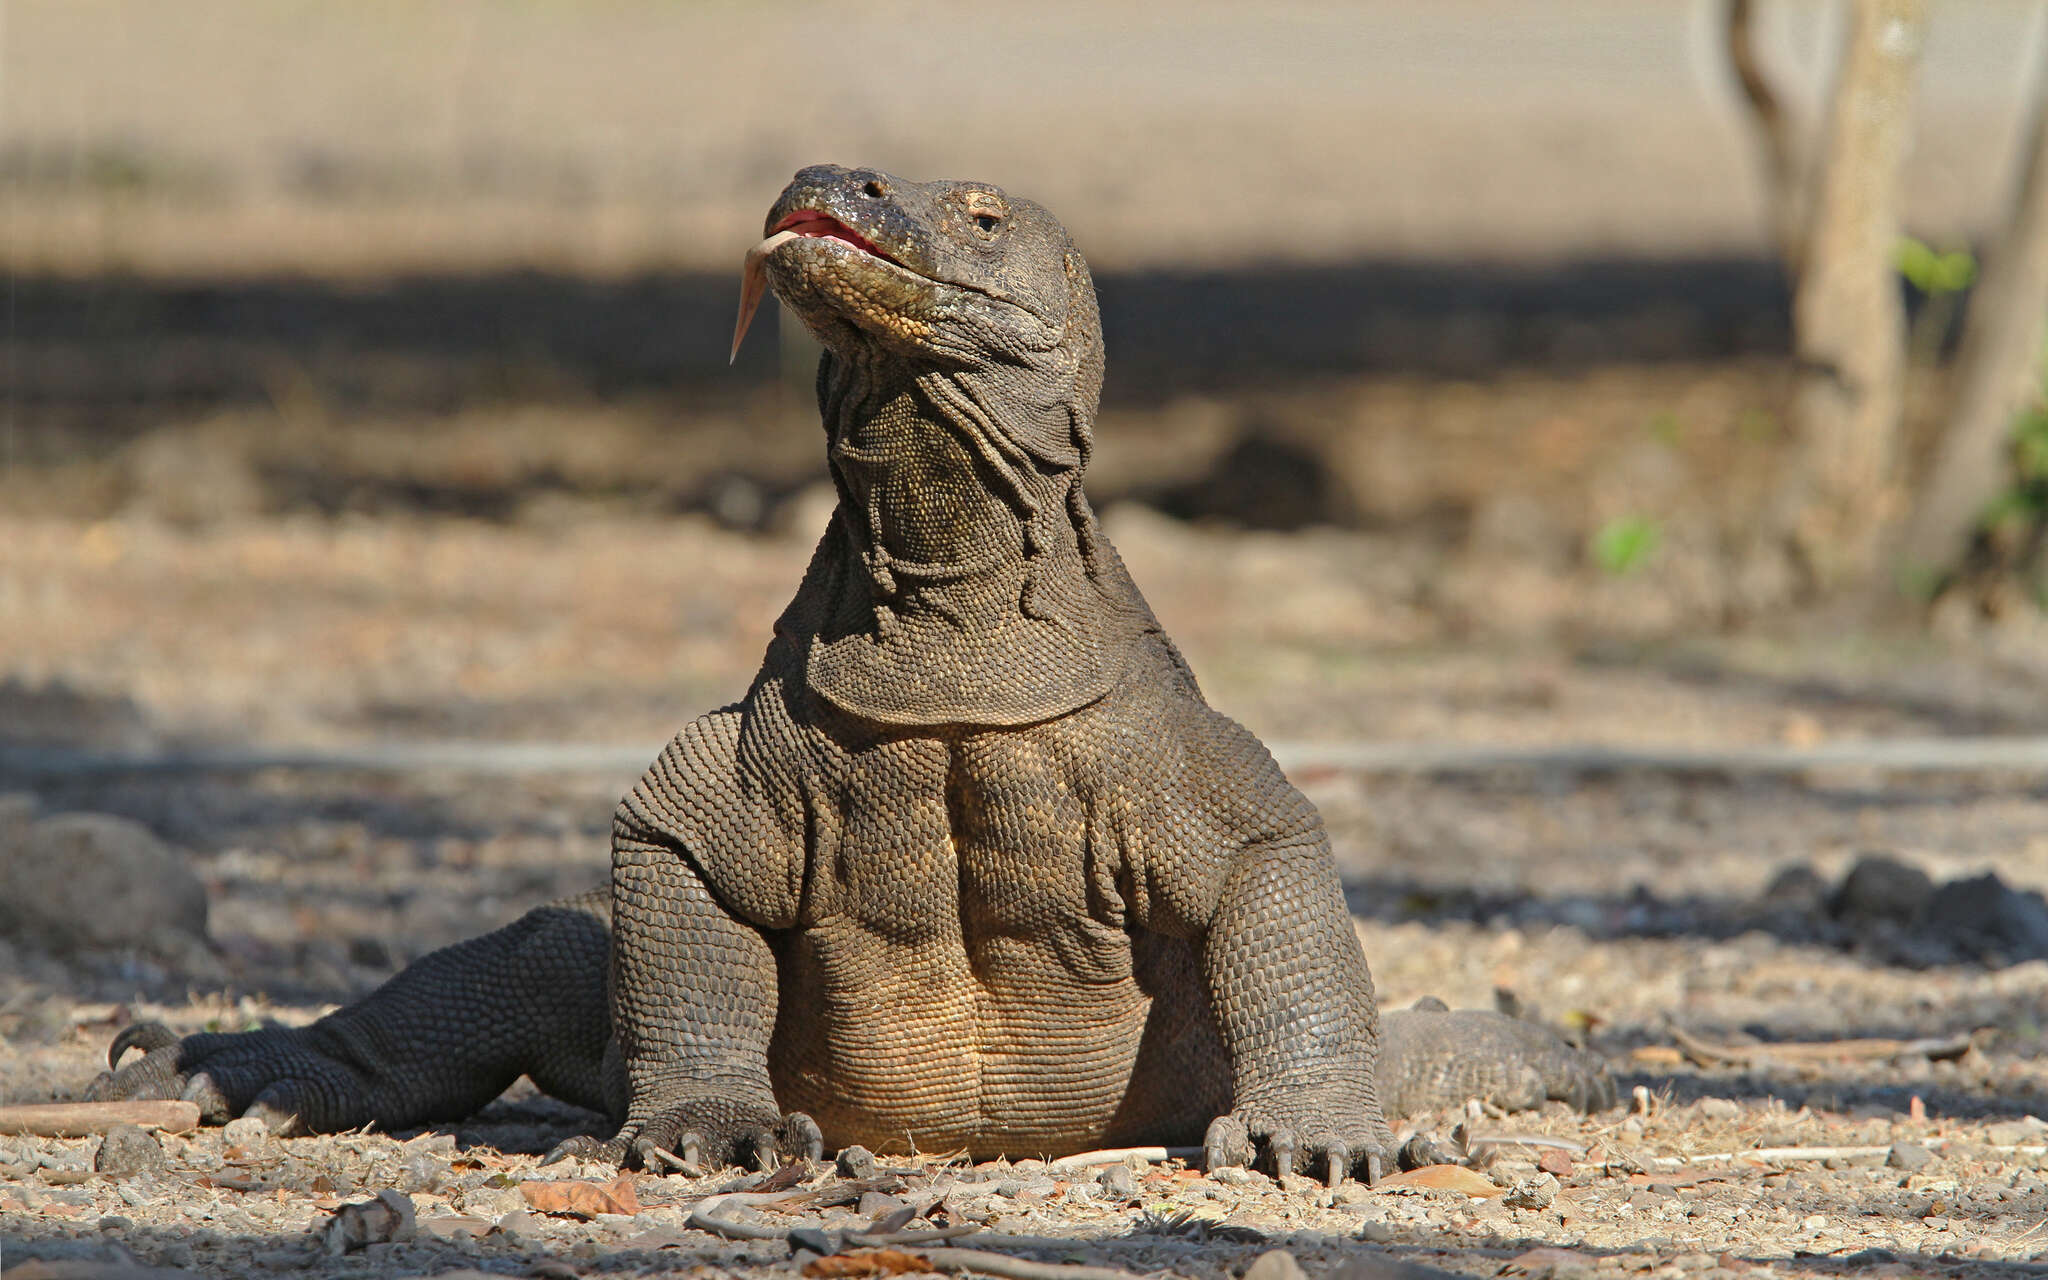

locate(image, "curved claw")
[[108, 1022, 179, 1069], [542, 1134, 621, 1167], [1365, 1151, 1384, 1187], [1268, 1128, 1297, 1179]]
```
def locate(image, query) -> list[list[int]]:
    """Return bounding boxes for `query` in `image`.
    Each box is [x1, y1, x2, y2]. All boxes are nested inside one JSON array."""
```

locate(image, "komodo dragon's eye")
[[964, 193, 1007, 237]]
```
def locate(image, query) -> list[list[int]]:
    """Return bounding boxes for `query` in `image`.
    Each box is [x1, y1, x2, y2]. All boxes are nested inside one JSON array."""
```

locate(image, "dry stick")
[[1668, 1025, 1978, 1068], [1046, 1146, 1199, 1172], [917, 1247, 1143, 1280], [1466, 1133, 1588, 1155], [0, 1100, 200, 1137]]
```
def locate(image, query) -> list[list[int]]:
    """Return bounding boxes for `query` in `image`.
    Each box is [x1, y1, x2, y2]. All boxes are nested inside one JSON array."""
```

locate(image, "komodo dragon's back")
[[90, 165, 1612, 1182]]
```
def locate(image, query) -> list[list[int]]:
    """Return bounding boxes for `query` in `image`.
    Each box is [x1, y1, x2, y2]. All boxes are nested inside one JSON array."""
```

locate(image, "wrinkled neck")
[[820, 357, 1091, 612]]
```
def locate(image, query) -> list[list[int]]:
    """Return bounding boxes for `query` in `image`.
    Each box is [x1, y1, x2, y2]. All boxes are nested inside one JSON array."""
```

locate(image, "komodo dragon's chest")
[[744, 687, 1225, 1156]]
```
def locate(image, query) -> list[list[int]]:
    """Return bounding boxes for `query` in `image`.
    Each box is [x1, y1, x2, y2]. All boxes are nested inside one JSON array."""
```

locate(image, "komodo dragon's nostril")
[[861, 179, 886, 198]]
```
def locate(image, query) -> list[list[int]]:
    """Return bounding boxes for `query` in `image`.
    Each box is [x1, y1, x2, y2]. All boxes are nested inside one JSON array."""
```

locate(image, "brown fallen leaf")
[[1376, 1164, 1503, 1198], [520, 1173, 641, 1218], [804, 1249, 934, 1278]]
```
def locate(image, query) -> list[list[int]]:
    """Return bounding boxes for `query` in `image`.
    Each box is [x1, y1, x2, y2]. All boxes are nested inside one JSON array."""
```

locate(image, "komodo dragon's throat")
[[88, 165, 1613, 1183]]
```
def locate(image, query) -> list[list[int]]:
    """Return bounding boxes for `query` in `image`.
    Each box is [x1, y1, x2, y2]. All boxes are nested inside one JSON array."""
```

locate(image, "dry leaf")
[[804, 1249, 934, 1278], [322, 1189, 416, 1255], [520, 1173, 640, 1218], [1377, 1163, 1503, 1197]]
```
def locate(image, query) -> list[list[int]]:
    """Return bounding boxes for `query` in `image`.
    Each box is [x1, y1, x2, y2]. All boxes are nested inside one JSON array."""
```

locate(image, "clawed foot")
[[555, 1095, 823, 1174], [87, 1021, 373, 1135], [1202, 1100, 1398, 1187]]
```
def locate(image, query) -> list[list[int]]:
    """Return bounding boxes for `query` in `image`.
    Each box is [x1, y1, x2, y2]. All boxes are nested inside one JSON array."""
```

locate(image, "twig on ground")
[[917, 1247, 1142, 1280], [1467, 1134, 1588, 1155], [1667, 1025, 1979, 1069], [0, 1100, 200, 1137], [1046, 1146, 1198, 1172]]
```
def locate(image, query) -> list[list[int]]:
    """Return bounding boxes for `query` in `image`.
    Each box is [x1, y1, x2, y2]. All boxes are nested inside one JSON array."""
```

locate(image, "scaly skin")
[[89, 165, 1613, 1181]]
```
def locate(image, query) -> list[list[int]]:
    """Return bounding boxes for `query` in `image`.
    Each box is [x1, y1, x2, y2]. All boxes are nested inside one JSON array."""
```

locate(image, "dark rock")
[[94, 1124, 167, 1179], [1759, 864, 1829, 914], [0, 813, 213, 971], [834, 1145, 877, 1179], [1924, 872, 2048, 962], [1830, 855, 1933, 924]]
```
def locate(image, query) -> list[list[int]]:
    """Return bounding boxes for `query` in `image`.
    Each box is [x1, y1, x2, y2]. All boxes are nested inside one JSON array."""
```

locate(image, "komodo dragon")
[[90, 165, 1612, 1184]]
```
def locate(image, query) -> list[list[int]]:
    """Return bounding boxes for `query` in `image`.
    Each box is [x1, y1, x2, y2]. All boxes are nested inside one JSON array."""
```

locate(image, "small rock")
[[835, 1145, 877, 1178], [1096, 1163, 1138, 1200], [1926, 874, 2048, 962], [1887, 1143, 1936, 1172], [1985, 1118, 2048, 1146], [0, 813, 214, 968], [1243, 1249, 1309, 1280], [1696, 1097, 1740, 1122], [94, 1125, 167, 1179], [1759, 863, 1829, 911], [788, 1226, 834, 1256], [1502, 1172, 1558, 1210], [1831, 854, 1933, 923], [1212, 1165, 1256, 1186], [220, 1116, 272, 1151]]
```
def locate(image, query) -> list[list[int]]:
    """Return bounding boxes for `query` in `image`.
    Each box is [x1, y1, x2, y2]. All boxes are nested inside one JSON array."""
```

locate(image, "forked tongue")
[[730, 230, 802, 364]]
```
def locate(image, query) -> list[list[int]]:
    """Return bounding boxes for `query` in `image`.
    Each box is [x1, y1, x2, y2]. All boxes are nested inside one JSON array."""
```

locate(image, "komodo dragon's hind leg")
[[90, 888, 619, 1135]]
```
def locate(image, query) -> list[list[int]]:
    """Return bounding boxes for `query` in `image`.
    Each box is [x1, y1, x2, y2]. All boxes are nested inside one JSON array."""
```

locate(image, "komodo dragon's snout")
[[89, 164, 1615, 1184]]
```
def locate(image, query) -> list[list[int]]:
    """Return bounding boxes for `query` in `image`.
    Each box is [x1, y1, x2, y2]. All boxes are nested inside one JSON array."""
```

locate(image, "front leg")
[[599, 711, 821, 1172], [1198, 831, 1398, 1185]]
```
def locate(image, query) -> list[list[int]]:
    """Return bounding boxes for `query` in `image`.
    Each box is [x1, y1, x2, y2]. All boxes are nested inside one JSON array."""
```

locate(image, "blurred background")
[[6, 2, 2048, 1016]]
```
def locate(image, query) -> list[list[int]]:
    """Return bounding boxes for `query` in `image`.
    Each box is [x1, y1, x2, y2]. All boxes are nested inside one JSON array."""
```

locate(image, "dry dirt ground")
[[5, 503, 2048, 1280]]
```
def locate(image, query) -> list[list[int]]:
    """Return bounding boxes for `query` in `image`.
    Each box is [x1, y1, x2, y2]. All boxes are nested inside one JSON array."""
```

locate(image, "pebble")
[[1095, 1164, 1137, 1200], [1504, 1172, 1560, 1210], [1242, 1250, 1309, 1280], [1695, 1098, 1739, 1122], [220, 1116, 273, 1150], [1887, 1143, 1935, 1172], [94, 1124, 167, 1179]]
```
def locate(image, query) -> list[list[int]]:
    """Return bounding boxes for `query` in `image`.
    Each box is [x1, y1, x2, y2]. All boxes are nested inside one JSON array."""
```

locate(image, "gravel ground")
[[5, 511, 2048, 1279]]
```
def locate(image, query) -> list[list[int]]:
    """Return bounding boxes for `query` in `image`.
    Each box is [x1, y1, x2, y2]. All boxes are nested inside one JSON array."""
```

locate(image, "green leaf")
[[1590, 516, 1661, 575]]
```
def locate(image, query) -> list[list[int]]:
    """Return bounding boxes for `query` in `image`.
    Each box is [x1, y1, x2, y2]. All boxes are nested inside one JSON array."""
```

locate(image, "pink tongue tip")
[[730, 230, 801, 365]]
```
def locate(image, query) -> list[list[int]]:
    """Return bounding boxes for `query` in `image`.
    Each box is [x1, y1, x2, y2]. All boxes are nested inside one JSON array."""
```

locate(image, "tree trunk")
[[1775, 0, 1927, 591], [1898, 36, 2048, 588]]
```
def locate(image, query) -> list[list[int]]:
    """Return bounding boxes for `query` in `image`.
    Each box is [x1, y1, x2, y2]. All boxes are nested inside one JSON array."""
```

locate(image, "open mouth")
[[767, 209, 900, 264], [731, 208, 911, 363]]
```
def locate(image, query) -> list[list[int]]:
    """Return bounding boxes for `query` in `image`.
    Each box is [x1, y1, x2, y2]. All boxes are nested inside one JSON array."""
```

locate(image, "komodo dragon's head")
[[730, 164, 1105, 475]]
